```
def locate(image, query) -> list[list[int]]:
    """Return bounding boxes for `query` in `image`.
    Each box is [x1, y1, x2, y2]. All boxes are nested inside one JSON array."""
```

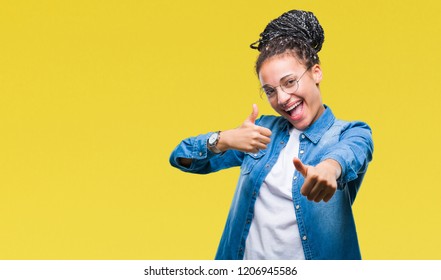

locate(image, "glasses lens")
[[282, 79, 299, 94], [262, 87, 275, 98]]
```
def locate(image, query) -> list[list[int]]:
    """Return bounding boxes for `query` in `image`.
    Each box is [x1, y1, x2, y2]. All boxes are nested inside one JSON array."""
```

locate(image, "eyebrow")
[[262, 73, 295, 88]]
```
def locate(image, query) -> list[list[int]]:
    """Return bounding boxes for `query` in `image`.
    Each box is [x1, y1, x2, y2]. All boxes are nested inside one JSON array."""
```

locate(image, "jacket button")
[[302, 235, 307, 241]]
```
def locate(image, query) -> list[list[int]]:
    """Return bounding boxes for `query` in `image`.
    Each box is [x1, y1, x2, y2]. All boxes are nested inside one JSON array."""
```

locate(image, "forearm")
[[170, 105, 272, 172], [169, 132, 244, 174], [322, 122, 373, 185]]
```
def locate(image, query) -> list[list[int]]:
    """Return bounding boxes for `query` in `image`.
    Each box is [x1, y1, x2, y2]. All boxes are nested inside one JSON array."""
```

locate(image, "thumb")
[[293, 157, 308, 177], [246, 104, 259, 123]]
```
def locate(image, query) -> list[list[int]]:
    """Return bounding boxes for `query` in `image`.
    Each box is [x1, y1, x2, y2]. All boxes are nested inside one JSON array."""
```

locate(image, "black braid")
[[251, 10, 325, 74]]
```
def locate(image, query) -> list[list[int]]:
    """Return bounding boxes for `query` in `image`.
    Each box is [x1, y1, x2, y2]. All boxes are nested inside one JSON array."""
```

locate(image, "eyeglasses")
[[261, 67, 310, 99]]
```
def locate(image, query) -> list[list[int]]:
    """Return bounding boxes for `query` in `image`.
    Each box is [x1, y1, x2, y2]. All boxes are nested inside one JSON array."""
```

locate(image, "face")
[[259, 54, 325, 130]]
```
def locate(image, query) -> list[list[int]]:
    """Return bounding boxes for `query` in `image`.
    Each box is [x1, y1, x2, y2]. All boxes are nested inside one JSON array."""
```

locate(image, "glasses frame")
[[261, 66, 311, 99]]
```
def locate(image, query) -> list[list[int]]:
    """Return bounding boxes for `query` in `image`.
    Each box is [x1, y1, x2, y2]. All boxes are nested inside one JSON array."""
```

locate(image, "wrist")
[[322, 159, 342, 180], [215, 129, 233, 152], [208, 131, 222, 154]]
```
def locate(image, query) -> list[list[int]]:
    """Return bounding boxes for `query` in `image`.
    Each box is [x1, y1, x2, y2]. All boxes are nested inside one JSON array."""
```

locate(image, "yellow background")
[[1, 0, 440, 259]]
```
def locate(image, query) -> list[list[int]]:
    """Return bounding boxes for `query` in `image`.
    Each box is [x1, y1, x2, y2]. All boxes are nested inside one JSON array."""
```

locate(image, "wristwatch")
[[208, 131, 222, 154]]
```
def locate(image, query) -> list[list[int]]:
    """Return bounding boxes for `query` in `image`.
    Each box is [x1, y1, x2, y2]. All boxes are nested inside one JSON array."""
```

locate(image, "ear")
[[311, 64, 323, 84]]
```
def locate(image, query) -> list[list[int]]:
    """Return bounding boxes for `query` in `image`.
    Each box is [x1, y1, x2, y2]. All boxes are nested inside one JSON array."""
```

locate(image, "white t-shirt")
[[243, 128, 305, 260]]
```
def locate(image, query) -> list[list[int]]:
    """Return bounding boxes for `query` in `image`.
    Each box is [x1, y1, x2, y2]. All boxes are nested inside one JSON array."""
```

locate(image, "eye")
[[263, 87, 276, 97], [284, 78, 297, 88]]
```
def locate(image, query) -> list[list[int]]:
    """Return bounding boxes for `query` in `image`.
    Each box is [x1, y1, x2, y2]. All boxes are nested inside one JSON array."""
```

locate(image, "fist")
[[219, 104, 272, 153], [293, 157, 341, 203]]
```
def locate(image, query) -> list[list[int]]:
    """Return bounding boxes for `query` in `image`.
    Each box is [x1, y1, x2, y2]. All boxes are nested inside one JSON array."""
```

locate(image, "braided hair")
[[251, 10, 325, 74]]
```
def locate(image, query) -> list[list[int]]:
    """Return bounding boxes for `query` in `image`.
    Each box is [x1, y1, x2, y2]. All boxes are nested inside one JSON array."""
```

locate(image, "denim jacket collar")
[[279, 105, 335, 144]]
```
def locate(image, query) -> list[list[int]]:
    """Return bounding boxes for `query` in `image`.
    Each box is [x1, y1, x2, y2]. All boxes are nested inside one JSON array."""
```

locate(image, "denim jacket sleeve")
[[320, 121, 374, 190], [169, 132, 245, 174]]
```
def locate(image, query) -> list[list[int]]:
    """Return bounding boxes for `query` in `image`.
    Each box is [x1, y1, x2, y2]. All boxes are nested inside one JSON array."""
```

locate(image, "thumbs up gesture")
[[217, 104, 272, 153], [293, 157, 342, 203], [247, 103, 260, 124]]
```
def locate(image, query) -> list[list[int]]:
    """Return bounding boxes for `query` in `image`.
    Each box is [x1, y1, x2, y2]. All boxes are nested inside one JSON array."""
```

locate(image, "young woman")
[[170, 10, 373, 260]]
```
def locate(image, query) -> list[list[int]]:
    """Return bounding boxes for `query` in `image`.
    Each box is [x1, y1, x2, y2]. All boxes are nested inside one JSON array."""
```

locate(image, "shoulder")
[[333, 118, 372, 134], [324, 106, 372, 134], [328, 118, 373, 147]]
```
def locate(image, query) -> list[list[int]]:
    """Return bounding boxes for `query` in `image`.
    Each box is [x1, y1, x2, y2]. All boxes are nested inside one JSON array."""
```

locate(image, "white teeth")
[[285, 101, 302, 112]]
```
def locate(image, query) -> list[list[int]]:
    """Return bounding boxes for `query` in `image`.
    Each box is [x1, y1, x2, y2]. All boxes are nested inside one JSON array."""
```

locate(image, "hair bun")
[[251, 10, 324, 53]]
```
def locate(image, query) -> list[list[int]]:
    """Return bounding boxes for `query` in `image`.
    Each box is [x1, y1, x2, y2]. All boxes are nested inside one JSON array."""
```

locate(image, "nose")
[[276, 86, 291, 106]]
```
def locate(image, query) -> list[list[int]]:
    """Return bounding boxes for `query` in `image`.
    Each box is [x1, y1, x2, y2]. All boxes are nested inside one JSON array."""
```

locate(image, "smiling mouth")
[[285, 100, 303, 114]]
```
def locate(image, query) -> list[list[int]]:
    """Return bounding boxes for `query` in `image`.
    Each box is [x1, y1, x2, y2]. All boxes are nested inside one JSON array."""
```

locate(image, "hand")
[[293, 157, 342, 203], [217, 104, 272, 153]]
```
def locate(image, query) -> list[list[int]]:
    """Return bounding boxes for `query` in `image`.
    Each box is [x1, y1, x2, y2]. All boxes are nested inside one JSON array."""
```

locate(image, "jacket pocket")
[[240, 150, 266, 175]]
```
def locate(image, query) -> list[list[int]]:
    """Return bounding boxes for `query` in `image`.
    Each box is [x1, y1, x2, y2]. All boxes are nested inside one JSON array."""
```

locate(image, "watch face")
[[209, 133, 218, 145]]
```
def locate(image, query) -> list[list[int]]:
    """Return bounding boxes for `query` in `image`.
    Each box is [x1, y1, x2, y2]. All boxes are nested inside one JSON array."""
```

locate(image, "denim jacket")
[[169, 106, 373, 260]]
